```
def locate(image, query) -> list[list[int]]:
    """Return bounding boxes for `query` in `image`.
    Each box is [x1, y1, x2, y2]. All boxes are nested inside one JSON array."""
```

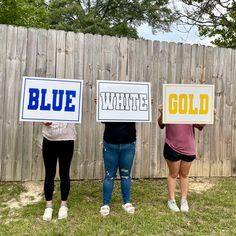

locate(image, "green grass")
[[0, 178, 236, 236]]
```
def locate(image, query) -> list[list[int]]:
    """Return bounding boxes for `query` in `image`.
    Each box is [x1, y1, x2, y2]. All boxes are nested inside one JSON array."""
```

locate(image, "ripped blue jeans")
[[102, 141, 136, 205]]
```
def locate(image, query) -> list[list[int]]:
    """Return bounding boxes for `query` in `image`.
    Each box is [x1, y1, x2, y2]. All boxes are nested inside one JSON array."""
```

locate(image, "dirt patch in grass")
[[189, 178, 215, 193], [5, 182, 43, 209]]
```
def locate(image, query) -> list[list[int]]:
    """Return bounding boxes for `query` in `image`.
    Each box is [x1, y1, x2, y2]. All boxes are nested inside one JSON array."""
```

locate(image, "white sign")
[[97, 80, 152, 122], [163, 84, 215, 124], [19, 77, 83, 123]]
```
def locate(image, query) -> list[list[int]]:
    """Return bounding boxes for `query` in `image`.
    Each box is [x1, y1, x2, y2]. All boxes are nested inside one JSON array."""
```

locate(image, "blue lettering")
[[52, 89, 64, 111], [27, 88, 39, 110], [65, 90, 76, 112], [40, 89, 51, 111]]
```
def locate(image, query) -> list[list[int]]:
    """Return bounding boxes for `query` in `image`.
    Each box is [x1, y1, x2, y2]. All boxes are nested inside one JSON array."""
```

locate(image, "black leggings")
[[42, 138, 74, 201]]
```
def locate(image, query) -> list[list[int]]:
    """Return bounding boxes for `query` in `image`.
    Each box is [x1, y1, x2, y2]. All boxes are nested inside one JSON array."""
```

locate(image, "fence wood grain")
[[0, 25, 7, 179], [0, 24, 235, 181]]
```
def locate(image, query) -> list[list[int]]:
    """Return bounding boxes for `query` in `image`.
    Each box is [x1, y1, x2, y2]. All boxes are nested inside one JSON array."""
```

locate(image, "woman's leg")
[[102, 142, 119, 205], [166, 160, 181, 200], [58, 140, 74, 201], [179, 160, 192, 200], [42, 138, 58, 201], [119, 142, 136, 204]]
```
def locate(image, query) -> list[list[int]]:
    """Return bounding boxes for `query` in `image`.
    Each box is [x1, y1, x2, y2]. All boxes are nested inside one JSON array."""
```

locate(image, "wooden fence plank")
[[31, 29, 47, 180], [221, 48, 233, 176], [140, 40, 153, 178], [22, 28, 37, 180], [133, 39, 144, 178], [81, 33, 94, 179], [72, 32, 84, 179], [46, 29, 57, 78], [0, 25, 7, 179], [231, 49, 236, 176], [93, 34, 103, 180], [150, 41, 160, 178], [2, 26, 18, 180], [210, 47, 223, 176], [12, 27, 27, 180], [157, 41, 169, 178]]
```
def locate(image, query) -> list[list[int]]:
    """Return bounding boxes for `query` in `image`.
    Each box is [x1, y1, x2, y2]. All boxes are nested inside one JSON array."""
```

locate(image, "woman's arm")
[[158, 105, 165, 129]]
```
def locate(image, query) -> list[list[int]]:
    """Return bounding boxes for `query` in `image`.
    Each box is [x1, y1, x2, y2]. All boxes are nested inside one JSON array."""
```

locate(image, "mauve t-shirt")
[[165, 124, 200, 156]]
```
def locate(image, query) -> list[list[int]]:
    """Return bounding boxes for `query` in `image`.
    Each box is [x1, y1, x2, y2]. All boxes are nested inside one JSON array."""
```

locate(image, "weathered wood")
[[0, 25, 7, 179], [157, 41, 169, 178], [81, 33, 94, 179], [93, 34, 103, 180], [231, 49, 236, 176], [140, 40, 153, 178], [132, 38, 144, 178], [72, 32, 84, 179], [12, 27, 27, 181], [31, 29, 47, 181], [0, 24, 236, 180], [22, 28, 37, 180], [2, 26, 18, 180]]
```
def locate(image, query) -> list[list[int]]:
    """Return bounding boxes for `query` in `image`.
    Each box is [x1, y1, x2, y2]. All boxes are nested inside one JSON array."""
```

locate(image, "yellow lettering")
[[179, 94, 187, 114], [199, 94, 209, 114], [169, 94, 178, 114], [188, 94, 198, 114]]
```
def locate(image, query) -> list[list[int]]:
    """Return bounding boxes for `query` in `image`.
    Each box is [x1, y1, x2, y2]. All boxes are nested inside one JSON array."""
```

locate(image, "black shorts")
[[164, 143, 196, 162]]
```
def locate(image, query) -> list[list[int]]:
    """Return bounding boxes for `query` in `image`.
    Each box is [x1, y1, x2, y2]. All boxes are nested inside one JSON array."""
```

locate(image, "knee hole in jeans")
[[120, 169, 130, 179], [105, 171, 115, 181]]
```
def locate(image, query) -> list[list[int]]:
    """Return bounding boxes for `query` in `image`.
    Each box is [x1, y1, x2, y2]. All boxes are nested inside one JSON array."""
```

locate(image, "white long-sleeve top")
[[42, 122, 77, 141]]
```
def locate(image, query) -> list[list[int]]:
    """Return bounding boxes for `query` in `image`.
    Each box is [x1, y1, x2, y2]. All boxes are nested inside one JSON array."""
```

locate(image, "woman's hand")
[[158, 104, 163, 114], [43, 122, 52, 126]]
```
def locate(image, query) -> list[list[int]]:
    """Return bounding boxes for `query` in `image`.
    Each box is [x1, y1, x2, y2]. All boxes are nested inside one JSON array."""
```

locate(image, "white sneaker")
[[43, 207, 53, 221], [180, 199, 189, 212], [58, 206, 68, 220], [167, 200, 180, 212]]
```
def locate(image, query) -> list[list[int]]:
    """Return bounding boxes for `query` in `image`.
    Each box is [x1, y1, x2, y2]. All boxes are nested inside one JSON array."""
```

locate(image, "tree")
[[174, 0, 236, 48], [47, 0, 175, 38], [0, 0, 48, 28], [0, 0, 176, 39]]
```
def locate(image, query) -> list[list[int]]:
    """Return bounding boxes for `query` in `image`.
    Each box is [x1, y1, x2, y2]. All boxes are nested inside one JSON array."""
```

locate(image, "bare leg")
[[179, 160, 192, 200], [166, 160, 181, 200]]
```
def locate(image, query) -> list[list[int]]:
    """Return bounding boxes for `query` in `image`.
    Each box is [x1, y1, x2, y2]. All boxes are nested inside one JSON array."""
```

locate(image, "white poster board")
[[19, 77, 83, 123], [163, 84, 215, 124], [97, 80, 152, 122]]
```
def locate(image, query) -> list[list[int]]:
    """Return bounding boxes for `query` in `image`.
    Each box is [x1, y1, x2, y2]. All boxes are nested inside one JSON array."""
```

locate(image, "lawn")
[[0, 178, 236, 236]]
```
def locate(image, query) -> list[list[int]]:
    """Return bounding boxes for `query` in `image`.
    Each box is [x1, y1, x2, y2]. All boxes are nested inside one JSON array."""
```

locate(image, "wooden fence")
[[0, 24, 236, 181]]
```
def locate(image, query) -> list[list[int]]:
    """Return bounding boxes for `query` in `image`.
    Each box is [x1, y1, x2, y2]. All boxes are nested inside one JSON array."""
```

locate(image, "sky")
[[138, 23, 213, 46]]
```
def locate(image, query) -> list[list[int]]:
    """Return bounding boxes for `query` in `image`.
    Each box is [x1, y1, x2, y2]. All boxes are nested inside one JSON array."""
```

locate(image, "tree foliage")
[[0, 0, 48, 28], [0, 0, 175, 39], [47, 0, 175, 38], [175, 0, 236, 48]]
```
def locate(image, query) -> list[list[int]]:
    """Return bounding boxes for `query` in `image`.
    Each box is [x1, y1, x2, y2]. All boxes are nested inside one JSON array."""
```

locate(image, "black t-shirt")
[[103, 122, 136, 144]]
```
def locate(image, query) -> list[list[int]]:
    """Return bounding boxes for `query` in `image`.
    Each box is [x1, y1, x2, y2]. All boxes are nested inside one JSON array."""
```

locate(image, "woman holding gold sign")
[[158, 105, 206, 212]]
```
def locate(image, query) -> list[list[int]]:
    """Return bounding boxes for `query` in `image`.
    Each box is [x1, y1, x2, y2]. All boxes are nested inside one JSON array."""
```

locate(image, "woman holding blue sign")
[[100, 122, 136, 216], [158, 105, 206, 213], [42, 122, 76, 221]]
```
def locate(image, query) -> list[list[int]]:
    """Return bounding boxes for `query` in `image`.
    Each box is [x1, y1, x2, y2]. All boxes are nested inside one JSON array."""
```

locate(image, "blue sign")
[[20, 77, 83, 123]]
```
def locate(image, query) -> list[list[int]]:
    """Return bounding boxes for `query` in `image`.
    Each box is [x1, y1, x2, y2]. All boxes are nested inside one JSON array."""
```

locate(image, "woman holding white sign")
[[42, 122, 76, 221], [100, 122, 136, 216], [158, 106, 205, 213]]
